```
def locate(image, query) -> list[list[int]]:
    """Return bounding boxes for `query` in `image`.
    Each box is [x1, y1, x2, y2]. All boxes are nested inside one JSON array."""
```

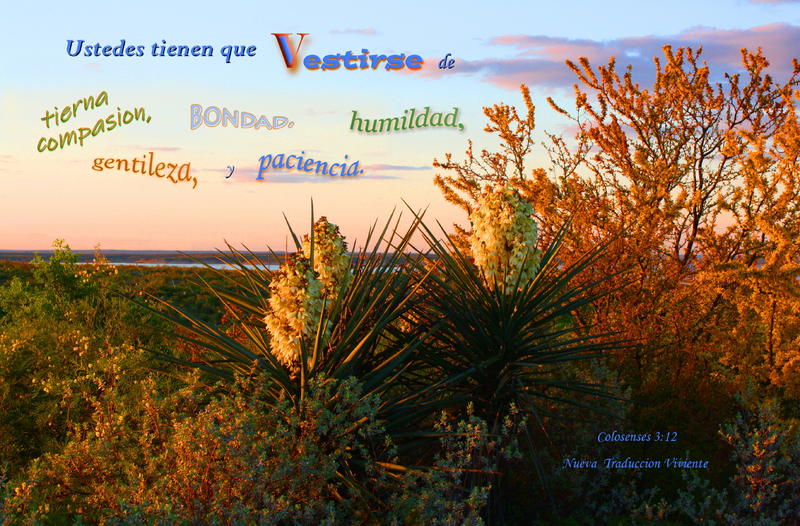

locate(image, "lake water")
[[81, 262, 280, 271]]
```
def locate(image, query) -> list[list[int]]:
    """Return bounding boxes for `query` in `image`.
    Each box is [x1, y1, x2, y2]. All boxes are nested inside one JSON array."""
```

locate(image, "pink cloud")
[[361, 164, 430, 171], [426, 24, 800, 90], [200, 162, 403, 184]]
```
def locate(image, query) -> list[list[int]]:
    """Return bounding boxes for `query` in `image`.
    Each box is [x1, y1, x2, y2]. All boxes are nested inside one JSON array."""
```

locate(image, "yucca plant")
[[414, 224, 628, 425], [402, 191, 632, 522], [405, 194, 630, 428], [133, 196, 630, 522], [132, 209, 462, 509]]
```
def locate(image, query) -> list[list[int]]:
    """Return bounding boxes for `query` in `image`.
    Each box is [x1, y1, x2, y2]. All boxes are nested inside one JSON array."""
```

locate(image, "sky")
[[1, 0, 799, 250]]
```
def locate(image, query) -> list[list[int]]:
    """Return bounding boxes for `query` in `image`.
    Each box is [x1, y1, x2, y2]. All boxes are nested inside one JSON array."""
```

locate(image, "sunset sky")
[[2, 0, 799, 250]]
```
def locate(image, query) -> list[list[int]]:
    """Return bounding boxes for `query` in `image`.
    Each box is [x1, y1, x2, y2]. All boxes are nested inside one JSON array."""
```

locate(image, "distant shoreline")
[[0, 250, 286, 267]]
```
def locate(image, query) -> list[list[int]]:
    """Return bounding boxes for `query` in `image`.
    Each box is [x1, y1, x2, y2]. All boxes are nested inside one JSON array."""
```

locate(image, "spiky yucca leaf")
[[132, 211, 458, 464], [406, 213, 633, 427]]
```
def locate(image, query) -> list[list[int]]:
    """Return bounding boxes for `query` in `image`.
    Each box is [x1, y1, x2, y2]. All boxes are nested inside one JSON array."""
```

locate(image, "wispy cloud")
[[247, 173, 399, 183], [748, 0, 800, 4], [198, 165, 261, 178], [414, 23, 800, 90], [330, 28, 377, 35], [226, 174, 342, 184], [362, 163, 430, 171], [203, 165, 399, 184]]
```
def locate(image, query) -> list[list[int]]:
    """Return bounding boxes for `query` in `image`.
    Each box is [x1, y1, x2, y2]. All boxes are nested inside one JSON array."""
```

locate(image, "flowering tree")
[[429, 44, 800, 524], [434, 47, 800, 440]]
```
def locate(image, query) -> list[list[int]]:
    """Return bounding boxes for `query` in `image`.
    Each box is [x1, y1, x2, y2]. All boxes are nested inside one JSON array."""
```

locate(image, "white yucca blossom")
[[264, 254, 324, 368], [469, 185, 540, 288], [301, 217, 351, 296]]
